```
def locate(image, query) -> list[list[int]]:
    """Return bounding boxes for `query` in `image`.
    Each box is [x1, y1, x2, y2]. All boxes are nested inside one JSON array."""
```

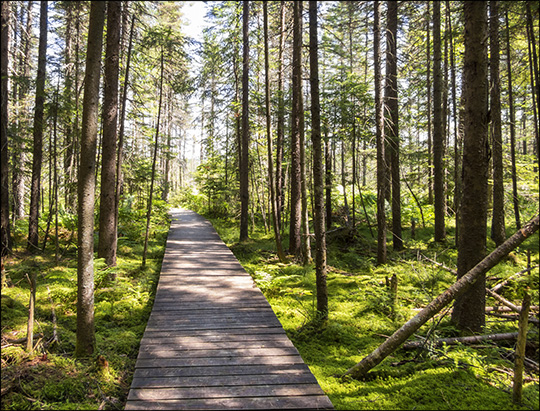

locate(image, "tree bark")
[[0, 0, 11, 257], [98, 1, 121, 267], [76, 0, 105, 358], [433, 0, 446, 242], [276, 2, 286, 232], [385, 0, 402, 251], [115, 13, 135, 245], [490, 1, 506, 247], [426, 1, 433, 205], [142, 49, 164, 267], [263, 1, 286, 263], [309, 0, 328, 319], [374, 1, 387, 265], [27, 1, 48, 252], [239, 0, 250, 242], [343, 214, 539, 380], [452, 1, 489, 334], [506, 11, 520, 230], [289, 0, 303, 258]]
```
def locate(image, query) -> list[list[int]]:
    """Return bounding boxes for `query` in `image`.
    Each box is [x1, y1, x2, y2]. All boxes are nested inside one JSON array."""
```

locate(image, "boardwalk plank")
[[125, 209, 333, 410], [125, 396, 334, 410]]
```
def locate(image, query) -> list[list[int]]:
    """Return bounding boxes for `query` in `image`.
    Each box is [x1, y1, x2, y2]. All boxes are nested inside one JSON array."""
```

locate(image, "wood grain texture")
[[125, 209, 334, 410]]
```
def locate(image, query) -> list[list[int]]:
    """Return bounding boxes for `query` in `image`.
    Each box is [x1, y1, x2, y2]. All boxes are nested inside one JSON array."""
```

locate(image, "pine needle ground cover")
[[209, 216, 539, 411], [1, 207, 170, 410]]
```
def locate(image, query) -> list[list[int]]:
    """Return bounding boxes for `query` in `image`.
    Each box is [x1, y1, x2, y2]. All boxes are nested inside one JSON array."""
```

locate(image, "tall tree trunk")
[[374, 1, 387, 265], [98, 1, 121, 267], [310, 0, 328, 319], [490, 1, 506, 246], [11, 0, 32, 222], [27, 1, 48, 252], [426, 1, 433, 205], [263, 1, 286, 263], [452, 1, 489, 334], [299, 2, 311, 266], [506, 11, 520, 230], [76, 1, 105, 357], [526, 4, 539, 167], [386, 0, 402, 251], [239, 0, 250, 242], [526, 3, 539, 166], [289, 0, 303, 258], [450, 0, 462, 247], [115, 13, 135, 241], [276, 2, 286, 232], [142, 49, 164, 267], [433, 0, 446, 242], [1, 0, 10, 258]]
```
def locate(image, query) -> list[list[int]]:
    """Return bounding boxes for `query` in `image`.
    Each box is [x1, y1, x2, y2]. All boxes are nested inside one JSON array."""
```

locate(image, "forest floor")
[[207, 214, 539, 410], [1, 206, 538, 410]]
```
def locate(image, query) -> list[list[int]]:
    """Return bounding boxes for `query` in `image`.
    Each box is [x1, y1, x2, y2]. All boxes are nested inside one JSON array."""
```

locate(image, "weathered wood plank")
[[130, 373, 318, 388], [125, 395, 334, 410], [137, 346, 301, 359], [134, 355, 307, 369], [133, 364, 312, 379], [139, 340, 295, 351], [128, 384, 326, 401]]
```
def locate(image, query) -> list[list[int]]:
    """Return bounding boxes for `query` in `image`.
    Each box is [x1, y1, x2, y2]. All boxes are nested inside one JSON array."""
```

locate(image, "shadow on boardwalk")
[[124, 208, 334, 410]]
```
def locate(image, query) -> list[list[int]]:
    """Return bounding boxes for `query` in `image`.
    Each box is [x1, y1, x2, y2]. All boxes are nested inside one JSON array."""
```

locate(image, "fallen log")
[[486, 306, 539, 312], [486, 288, 522, 313], [342, 214, 539, 380], [402, 332, 519, 349], [491, 265, 538, 293]]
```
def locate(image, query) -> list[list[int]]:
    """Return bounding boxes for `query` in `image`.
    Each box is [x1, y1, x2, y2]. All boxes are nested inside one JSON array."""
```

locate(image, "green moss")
[[207, 214, 539, 411]]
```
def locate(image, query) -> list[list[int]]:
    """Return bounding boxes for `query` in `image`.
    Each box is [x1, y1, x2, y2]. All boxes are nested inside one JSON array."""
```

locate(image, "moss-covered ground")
[[209, 215, 539, 410], [1, 205, 170, 410], [1, 205, 538, 410]]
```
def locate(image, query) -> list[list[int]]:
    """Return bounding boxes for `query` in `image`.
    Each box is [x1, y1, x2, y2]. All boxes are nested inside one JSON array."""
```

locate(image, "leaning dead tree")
[[343, 214, 539, 380]]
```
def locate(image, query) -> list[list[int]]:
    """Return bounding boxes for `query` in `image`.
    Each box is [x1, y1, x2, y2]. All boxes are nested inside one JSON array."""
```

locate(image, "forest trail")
[[124, 208, 334, 410]]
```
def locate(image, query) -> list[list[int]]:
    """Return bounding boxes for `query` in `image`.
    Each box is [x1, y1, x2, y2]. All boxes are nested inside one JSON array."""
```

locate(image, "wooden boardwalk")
[[125, 209, 334, 410]]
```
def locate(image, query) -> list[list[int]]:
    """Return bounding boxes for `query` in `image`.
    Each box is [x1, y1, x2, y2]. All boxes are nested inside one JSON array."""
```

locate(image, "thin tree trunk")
[[98, 0, 121, 267], [27, 1, 48, 252], [386, 0, 402, 251], [76, 1, 105, 358], [426, 1, 433, 205], [506, 11, 520, 229], [310, 0, 328, 319], [299, 1, 311, 266], [343, 214, 539, 380], [276, 2, 286, 232], [239, 0, 250, 242], [263, 1, 286, 263], [452, 1, 489, 334], [0, 0, 11, 257], [11, 0, 32, 222], [289, 0, 303, 258], [374, 1, 387, 265], [142, 49, 164, 267], [433, 0, 446, 242], [115, 13, 135, 241], [526, 3, 539, 166], [490, 1, 506, 246]]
